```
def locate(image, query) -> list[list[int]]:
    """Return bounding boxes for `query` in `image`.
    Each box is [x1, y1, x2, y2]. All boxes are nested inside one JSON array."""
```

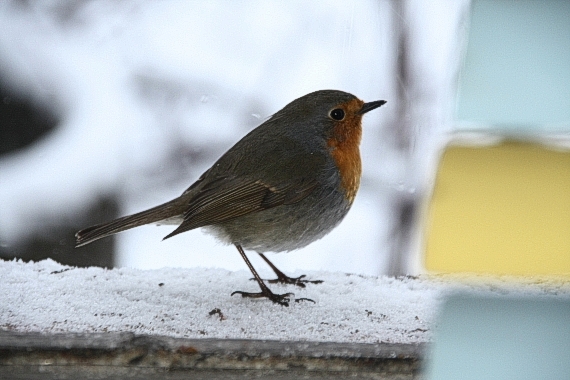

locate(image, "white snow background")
[[2, 259, 569, 344], [0, 1, 466, 274]]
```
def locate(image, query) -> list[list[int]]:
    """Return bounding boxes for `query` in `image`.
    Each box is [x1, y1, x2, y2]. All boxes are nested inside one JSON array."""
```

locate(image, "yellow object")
[[424, 139, 570, 276]]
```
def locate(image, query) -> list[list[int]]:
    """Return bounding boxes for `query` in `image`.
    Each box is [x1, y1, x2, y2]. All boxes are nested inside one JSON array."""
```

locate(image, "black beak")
[[359, 100, 387, 115]]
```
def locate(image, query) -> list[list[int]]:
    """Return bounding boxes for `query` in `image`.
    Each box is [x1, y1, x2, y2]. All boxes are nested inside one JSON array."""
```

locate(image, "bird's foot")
[[255, 253, 324, 288], [231, 289, 294, 307], [267, 274, 324, 288], [252, 274, 324, 288], [231, 289, 316, 306]]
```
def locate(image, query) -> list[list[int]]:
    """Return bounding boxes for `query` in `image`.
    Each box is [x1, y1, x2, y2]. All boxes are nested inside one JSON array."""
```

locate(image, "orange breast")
[[326, 98, 364, 203]]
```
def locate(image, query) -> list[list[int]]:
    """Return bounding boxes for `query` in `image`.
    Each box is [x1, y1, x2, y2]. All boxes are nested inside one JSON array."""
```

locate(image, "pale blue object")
[[456, 0, 570, 130], [425, 294, 570, 379]]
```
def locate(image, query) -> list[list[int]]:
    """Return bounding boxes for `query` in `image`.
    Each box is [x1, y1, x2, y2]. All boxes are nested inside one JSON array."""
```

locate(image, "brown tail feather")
[[75, 198, 184, 247]]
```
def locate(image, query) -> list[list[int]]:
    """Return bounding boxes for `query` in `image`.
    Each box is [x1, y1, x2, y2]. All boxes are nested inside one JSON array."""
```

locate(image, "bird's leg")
[[231, 244, 293, 306], [257, 253, 323, 288]]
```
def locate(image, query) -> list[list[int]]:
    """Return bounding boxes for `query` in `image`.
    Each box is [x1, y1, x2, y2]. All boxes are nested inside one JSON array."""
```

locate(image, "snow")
[[2, 259, 569, 344]]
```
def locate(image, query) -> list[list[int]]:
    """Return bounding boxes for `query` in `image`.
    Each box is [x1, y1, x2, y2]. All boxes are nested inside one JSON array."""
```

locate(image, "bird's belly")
[[203, 187, 352, 253]]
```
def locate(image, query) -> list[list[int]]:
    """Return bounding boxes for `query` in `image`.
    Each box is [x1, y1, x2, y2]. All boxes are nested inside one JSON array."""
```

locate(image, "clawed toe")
[[231, 290, 293, 307], [295, 297, 316, 304], [256, 253, 323, 288], [267, 274, 324, 288], [249, 275, 323, 288]]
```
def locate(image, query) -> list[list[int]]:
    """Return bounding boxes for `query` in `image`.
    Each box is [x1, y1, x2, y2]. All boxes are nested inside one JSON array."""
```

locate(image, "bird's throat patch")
[[327, 98, 364, 203]]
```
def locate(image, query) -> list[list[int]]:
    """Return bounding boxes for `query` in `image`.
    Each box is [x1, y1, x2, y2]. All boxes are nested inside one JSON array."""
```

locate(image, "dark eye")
[[329, 108, 345, 121]]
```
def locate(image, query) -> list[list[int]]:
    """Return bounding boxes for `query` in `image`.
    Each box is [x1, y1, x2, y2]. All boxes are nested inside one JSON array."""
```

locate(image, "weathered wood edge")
[[0, 330, 425, 373]]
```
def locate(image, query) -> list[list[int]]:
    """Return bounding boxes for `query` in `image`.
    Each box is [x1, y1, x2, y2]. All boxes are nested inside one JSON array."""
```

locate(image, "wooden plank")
[[0, 330, 423, 379]]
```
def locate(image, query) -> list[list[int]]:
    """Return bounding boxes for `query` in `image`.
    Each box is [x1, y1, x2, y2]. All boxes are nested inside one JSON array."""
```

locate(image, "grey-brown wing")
[[162, 176, 318, 240]]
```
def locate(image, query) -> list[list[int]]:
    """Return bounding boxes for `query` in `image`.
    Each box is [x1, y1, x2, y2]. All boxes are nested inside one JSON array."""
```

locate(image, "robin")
[[76, 90, 386, 306]]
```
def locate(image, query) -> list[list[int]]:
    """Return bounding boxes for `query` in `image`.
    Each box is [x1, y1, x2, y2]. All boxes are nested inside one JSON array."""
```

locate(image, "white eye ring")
[[329, 108, 345, 121]]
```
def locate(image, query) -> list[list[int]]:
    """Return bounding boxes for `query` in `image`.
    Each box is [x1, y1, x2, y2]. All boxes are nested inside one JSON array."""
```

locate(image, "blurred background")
[[1, 0, 567, 276]]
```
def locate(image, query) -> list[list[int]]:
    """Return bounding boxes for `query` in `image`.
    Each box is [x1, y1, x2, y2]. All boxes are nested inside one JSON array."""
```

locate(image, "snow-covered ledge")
[[1, 259, 568, 378], [0, 259, 439, 343]]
